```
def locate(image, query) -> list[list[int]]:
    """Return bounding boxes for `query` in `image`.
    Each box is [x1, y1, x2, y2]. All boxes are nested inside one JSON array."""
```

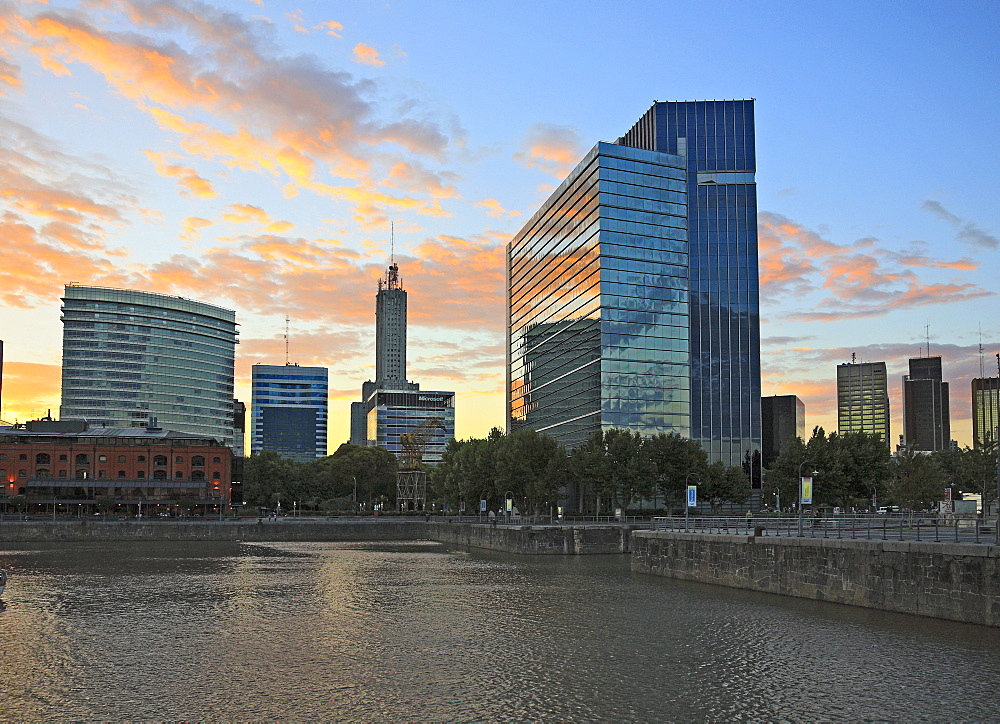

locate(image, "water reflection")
[[1, 541, 999, 721]]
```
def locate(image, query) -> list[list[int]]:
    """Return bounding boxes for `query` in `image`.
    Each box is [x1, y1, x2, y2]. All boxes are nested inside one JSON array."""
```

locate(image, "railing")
[[651, 514, 1000, 544]]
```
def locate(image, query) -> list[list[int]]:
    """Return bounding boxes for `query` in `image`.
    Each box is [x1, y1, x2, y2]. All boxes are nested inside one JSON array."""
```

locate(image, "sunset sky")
[[0, 0, 997, 450]]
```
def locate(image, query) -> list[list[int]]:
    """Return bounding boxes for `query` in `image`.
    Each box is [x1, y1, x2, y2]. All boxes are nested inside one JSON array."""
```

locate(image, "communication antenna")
[[925, 323, 931, 357], [980, 324, 985, 379], [390, 221, 395, 264], [284, 315, 290, 366], [851, 351, 857, 364], [996, 352, 999, 378]]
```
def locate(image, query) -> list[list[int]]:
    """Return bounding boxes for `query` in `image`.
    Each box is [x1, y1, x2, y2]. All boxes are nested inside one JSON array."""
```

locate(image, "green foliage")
[[702, 460, 751, 513], [764, 427, 892, 509], [644, 432, 710, 506], [242, 445, 397, 510], [429, 427, 567, 514], [571, 428, 655, 512], [889, 448, 946, 510], [932, 440, 998, 515]]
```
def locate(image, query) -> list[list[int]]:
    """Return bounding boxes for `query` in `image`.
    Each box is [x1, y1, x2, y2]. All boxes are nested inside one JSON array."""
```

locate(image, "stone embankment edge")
[[631, 530, 1000, 627]]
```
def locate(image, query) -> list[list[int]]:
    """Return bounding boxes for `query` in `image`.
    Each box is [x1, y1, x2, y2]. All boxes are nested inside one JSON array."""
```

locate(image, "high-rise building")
[[350, 262, 455, 463], [508, 141, 690, 449], [972, 377, 1000, 448], [903, 356, 950, 451], [251, 364, 328, 461], [60, 285, 237, 447], [761, 395, 805, 466], [618, 100, 761, 465], [232, 399, 246, 458], [507, 100, 760, 465], [837, 361, 890, 446]]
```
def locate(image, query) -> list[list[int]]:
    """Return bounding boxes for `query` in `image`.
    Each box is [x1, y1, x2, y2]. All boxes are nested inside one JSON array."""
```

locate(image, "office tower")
[[837, 361, 890, 446], [972, 377, 1000, 448], [616, 100, 760, 464], [232, 399, 246, 458], [60, 285, 237, 446], [0, 339, 4, 422], [250, 364, 328, 461], [761, 395, 805, 466], [508, 141, 690, 449], [350, 262, 456, 463], [903, 356, 950, 451]]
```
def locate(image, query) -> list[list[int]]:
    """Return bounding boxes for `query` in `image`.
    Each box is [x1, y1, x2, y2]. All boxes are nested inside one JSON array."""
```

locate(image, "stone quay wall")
[[632, 530, 1000, 627], [0, 519, 635, 554]]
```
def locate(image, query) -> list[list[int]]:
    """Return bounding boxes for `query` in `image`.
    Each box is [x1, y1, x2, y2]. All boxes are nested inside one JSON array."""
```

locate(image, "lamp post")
[[504, 490, 514, 522], [798, 460, 817, 536]]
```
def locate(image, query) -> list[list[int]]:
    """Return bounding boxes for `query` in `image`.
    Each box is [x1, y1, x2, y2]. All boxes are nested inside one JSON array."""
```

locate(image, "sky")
[[0, 0, 997, 451]]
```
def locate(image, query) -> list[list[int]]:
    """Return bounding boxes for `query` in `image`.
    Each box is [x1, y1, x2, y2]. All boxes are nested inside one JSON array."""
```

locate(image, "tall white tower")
[[375, 262, 407, 386]]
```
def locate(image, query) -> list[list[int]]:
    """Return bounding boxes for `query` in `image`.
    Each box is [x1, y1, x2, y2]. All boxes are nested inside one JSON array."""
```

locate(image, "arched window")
[[212, 457, 221, 464], [36, 468, 51, 479], [175, 456, 184, 464], [118, 471, 127, 479], [75, 454, 89, 465], [35, 453, 51, 465], [137, 455, 146, 462], [118, 455, 127, 463], [212, 472, 221, 480], [191, 456, 205, 467], [191, 470, 205, 481], [75, 470, 88, 480], [137, 471, 146, 479], [153, 470, 167, 480], [175, 471, 183, 479], [153, 455, 167, 466]]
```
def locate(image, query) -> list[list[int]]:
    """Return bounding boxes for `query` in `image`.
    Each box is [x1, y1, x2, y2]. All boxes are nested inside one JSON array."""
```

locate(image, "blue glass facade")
[[251, 364, 328, 461], [366, 390, 455, 464], [60, 285, 237, 447], [620, 100, 761, 465], [507, 142, 690, 448]]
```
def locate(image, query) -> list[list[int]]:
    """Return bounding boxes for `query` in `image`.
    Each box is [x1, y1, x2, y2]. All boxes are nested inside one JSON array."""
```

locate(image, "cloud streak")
[[922, 199, 999, 250]]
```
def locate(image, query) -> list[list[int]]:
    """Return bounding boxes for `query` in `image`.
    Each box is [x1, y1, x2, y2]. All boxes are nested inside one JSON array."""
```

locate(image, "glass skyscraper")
[[619, 100, 761, 465], [837, 361, 890, 446], [251, 364, 328, 461], [903, 356, 950, 451], [60, 285, 237, 446], [972, 376, 1000, 448], [508, 141, 691, 449]]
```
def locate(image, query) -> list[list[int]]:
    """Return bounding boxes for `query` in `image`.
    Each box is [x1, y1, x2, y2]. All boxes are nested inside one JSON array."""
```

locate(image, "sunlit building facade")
[[972, 377, 1000, 448], [619, 100, 761, 465], [507, 141, 691, 449], [251, 364, 328, 461], [837, 361, 890, 446], [60, 286, 237, 447]]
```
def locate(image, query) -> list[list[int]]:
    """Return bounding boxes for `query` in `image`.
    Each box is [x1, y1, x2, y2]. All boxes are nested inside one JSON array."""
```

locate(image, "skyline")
[[0, 0, 998, 449]]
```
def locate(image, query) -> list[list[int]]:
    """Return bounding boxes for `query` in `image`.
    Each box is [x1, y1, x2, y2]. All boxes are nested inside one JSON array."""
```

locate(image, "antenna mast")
[[390, 221, 394, 264], [980, 324, 985, 379], [925, 323, 930, 357], [284, 315, 290, 366]]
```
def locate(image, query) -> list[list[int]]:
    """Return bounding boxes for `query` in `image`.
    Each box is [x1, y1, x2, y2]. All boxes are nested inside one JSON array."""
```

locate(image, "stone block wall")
[[632, 531, 1000, 627]]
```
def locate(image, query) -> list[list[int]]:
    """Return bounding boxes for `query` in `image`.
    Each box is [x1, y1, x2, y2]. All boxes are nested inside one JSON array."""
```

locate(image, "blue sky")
[[0, 0, 997, 448]]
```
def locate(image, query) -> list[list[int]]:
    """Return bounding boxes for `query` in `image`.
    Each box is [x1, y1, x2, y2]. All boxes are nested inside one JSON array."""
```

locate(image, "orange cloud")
[[313, 20, 343, 38], [352, 43, 384, 67], [476, 198, 521, 218], [221, 203, 294, 233], [758, 211, 991, 321], [144, 150, 217, 198], [514, 123, 585, 178]]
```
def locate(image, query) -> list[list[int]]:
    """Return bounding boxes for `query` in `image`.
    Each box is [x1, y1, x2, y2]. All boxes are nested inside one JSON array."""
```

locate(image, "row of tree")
[[766, 427, 999, 512], [242, 444, 397, 511], [431, 427, 751, 515]]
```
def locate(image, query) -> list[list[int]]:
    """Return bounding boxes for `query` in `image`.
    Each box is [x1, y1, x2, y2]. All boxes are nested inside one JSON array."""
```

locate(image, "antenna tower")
[[284, 315, 290, 366], [851, 351, 857, 364], [390, 221, 394, 264], [925, 323, 931, 357], [980, 324, 985, 379]]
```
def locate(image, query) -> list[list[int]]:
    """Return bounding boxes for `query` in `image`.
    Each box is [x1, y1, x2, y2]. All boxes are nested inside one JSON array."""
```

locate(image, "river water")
[[1, 540, 999, 721]]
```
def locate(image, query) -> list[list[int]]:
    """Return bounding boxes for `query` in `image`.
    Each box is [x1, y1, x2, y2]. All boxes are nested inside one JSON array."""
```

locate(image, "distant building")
[[972, 377, 1000, 448], [0, 417, 232, 515], [251, 364, 328, 462], [232, 399, 246, 458], [837, 361, 890, 446], [761, 395, 805, 466], [59, 285, 237, 447], [903, 356, 950, 452], [350, 262, 455, 463]]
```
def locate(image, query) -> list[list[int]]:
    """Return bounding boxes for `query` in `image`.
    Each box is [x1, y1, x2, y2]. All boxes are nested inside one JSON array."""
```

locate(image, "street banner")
[[687, 485, 697, 508], [801, 476, 813, 505], [479, 499, 487, 512]]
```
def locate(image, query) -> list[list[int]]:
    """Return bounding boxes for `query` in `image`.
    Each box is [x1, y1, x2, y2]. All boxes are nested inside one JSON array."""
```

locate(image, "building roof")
[[0, 424, 226, 445]]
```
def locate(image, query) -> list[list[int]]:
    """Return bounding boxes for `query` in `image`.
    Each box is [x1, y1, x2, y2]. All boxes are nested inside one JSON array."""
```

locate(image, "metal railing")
[[651, 513, 999, 544]]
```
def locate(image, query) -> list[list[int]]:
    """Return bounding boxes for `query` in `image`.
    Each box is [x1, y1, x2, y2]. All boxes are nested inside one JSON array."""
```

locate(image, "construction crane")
[[397, 417, 445, 511], [399, 417, 445, 471]]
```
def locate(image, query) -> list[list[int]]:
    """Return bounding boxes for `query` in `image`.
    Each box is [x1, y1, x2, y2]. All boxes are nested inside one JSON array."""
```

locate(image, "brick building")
[[0, 418, 232, 515]]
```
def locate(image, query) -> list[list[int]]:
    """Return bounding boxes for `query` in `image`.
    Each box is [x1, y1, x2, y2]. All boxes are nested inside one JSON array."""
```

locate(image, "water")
[[1, 540, 999, 721]]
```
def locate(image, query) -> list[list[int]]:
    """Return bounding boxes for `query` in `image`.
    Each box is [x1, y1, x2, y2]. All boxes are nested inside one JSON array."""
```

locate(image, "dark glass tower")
[[903, 356, 950, 451], [619, 100, 761, 465]]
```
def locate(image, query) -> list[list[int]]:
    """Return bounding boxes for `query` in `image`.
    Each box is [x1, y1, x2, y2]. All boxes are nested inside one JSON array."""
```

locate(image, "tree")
[[934, 440, 998, 516], [702, 461, 752, 514], [495, 428, 567, 515], [644, 432, 709, 509], [571, 429, 655, 514], [889, 449, 946, 510]]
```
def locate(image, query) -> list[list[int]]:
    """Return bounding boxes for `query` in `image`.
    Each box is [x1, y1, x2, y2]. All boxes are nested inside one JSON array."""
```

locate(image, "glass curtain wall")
[[620, 100, 761, 466], [507, 142, 690, 449]]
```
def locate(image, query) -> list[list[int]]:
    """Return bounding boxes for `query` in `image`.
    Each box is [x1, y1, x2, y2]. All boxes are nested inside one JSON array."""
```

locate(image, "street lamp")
[[504, 490, 514, 521], [798, 460, 818, 536]]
